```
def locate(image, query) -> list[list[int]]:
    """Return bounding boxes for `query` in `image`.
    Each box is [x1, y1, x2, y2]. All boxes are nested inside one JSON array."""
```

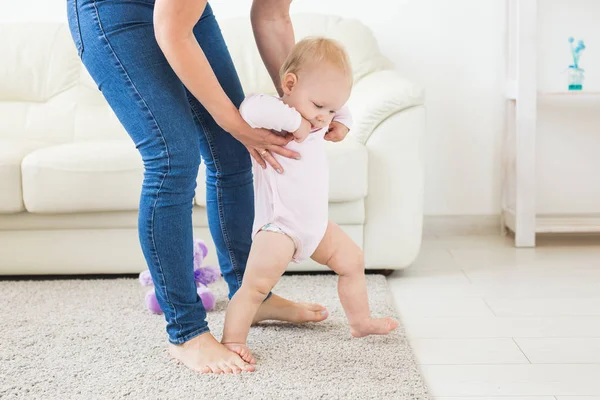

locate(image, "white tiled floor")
[[387, 234, 600, 399]]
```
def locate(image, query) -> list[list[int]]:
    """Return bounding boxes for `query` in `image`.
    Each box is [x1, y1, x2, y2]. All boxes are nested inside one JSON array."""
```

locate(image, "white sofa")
[[0, 14, 425, 275]]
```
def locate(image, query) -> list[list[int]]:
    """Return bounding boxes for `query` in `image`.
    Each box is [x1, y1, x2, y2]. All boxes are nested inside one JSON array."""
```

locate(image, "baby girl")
[[221, 37, 398, 364]]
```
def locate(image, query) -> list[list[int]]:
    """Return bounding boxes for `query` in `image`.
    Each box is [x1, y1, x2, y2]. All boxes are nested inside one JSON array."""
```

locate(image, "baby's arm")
[[240, 94, 310, 142], [333, 104, 353, 131], [325, 104, 353, 142]]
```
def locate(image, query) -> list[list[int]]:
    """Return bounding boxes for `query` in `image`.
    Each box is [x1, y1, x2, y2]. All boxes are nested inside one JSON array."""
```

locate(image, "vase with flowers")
[[568, 37, 586, 90]]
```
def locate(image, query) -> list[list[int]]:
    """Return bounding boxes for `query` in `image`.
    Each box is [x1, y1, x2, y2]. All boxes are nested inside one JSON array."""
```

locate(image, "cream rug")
[[0, 274, 428, 399]]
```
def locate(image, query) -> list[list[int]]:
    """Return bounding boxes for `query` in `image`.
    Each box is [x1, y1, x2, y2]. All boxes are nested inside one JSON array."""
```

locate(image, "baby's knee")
[[334, 247, 364, 276], [240, 279, 271, 301]]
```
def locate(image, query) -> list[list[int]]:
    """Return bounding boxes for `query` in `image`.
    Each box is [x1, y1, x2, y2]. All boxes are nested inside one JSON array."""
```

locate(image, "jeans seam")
[[71, 0, 84, 57], [188, 99, 243, 288], [92, 0, 183, 340]]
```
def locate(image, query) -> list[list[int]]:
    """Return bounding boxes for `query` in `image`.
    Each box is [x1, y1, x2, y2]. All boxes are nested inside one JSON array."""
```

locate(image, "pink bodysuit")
[[239, 94, 353, 262]]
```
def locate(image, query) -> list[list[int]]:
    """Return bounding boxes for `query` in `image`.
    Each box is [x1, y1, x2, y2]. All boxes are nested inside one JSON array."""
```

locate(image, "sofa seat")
[[0, 139, 51, 213], [19, 137, 368, 214]]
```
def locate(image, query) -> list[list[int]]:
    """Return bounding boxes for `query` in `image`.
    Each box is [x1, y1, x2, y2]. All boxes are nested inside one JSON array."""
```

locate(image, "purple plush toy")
[[139, 239, 221, 314]]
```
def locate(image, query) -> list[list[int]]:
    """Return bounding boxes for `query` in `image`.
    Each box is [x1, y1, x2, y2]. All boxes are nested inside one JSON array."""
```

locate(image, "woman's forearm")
[[154, 0, 243, 133], [250, 0, 294, 97]]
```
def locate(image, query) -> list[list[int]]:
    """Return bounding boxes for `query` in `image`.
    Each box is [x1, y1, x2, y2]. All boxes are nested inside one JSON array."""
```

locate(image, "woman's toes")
[[227, 360, 242, 374], [304, 303, 326, 312], [300, 304, 328, 321], [219, 363, 233, 374], [199, 365, 211, 374]]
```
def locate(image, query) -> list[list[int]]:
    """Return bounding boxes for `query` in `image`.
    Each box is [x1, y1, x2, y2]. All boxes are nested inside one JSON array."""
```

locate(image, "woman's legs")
[[68, 0, 253, 374], [69, 0, 210, 345]]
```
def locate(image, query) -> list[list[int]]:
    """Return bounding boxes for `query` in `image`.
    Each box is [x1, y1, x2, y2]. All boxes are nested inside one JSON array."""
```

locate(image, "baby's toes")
[[239, 346, 256, 364], [232, 356, 254, 373], [385, 318, 399, 332]]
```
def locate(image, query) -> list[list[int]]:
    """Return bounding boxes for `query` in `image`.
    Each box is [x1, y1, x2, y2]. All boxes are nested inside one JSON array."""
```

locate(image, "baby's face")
[[281, 63, 351, 130]]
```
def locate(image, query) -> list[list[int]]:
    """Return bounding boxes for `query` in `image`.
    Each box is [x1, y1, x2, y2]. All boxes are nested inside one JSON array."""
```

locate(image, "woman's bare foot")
[[168, 332, 254, 374], [252, 294, 328, 325], [350, 317, 399, 338], [222, 342, 256, 365]]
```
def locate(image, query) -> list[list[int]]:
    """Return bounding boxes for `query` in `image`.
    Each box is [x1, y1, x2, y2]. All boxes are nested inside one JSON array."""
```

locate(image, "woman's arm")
[[250, 0, 294, 97], [153, 0, 298, 169]]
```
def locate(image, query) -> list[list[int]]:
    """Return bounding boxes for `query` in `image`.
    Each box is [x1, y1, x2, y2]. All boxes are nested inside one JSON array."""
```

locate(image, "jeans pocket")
[[66, 0, 84, 57]]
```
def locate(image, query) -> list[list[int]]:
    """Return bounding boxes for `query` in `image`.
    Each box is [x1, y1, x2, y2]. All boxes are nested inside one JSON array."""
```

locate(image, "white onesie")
[[239, 94, 353, 262]]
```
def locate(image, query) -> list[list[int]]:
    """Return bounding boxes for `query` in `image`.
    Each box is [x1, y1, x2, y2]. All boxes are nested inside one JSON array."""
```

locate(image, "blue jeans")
[[67, 0, 254, 344]]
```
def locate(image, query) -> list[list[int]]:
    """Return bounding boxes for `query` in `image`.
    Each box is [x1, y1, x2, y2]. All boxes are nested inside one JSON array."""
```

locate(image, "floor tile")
[[410, 338, 529, 365], [406, 246, 460, 271], [485, 298, 600, 317], [556, 397, 600, 400], [402, 316, 600, 338], [515, 338, 600, 364], [420, 365, 600, 396], [394, 298, 495, 318], [434, 397, 555, 400], [464, 268, 600, 286]]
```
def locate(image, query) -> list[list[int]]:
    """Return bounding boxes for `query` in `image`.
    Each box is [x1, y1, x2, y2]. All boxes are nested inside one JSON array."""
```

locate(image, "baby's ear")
[[282, 72, 297, 95]]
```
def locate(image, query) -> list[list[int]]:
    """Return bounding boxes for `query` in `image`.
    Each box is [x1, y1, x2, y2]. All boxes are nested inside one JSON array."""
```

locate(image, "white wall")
[[2, 0, 599, 216]]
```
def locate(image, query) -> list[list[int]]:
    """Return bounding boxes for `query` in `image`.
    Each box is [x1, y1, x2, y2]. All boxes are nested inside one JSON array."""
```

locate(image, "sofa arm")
[[363, 105, 426, 269], [348, 70, 424, 144]]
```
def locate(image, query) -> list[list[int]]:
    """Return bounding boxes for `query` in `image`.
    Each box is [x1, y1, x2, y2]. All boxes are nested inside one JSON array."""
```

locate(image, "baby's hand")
[[324, 121, 349, 142], [293, 118, 311, 143]]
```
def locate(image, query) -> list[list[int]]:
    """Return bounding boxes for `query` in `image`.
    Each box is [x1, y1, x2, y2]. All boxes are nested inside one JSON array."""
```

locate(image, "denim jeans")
[[67, 0, 254, 344]]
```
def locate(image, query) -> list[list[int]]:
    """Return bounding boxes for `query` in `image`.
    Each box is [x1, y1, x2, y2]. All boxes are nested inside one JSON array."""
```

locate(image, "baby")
[[221, 38, 398, 364]]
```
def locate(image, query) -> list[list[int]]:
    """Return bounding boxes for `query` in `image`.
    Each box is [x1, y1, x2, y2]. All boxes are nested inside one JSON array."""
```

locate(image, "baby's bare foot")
[[168, 332, 254, 374], [222, 342, 256, 365], [350, 317, 399, 338], [253, 294, 328, 324]]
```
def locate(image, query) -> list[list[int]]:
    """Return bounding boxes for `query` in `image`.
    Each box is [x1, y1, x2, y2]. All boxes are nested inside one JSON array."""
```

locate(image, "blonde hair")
[[280, 37, 353, 87]]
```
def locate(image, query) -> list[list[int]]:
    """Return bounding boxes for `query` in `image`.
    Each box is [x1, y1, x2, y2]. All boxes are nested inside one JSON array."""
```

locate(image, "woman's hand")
[[324, 121, 350, 142], [231, 121, 300, 173]]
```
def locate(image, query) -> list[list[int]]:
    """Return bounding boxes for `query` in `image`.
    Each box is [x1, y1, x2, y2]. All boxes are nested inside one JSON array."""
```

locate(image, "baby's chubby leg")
[[221, 231, 295, 363], [312, 222, 398, 337]]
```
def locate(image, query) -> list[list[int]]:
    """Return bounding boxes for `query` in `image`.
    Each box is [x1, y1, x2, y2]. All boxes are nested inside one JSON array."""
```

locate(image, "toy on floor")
[[138, 239, 221, 314]]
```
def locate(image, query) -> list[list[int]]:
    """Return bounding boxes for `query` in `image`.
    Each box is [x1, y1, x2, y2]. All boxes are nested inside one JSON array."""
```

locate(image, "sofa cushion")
[[22, 141, 144, 213], [0, 200, 365, 231], [325, 137, 368, 202], [0, 139, 50, 213], [21, 137, 367, 213]]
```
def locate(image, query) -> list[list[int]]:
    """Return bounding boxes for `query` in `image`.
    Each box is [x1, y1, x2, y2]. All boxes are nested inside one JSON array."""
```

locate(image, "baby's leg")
[[221, 230, 295, 362], [311, 221, 398, 337]]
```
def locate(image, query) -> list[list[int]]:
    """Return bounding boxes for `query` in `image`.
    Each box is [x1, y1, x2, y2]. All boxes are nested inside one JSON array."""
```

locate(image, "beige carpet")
[[0, 274, 429, 400]]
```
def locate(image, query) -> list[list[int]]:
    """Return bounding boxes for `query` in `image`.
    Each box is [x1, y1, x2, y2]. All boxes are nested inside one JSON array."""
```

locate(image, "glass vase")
[[568, 67, 584, 90]]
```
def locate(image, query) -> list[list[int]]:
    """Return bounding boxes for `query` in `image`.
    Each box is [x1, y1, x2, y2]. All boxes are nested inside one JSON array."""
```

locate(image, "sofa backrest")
[[0, 14, 390, 144], [220, 14, 391, 95]]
